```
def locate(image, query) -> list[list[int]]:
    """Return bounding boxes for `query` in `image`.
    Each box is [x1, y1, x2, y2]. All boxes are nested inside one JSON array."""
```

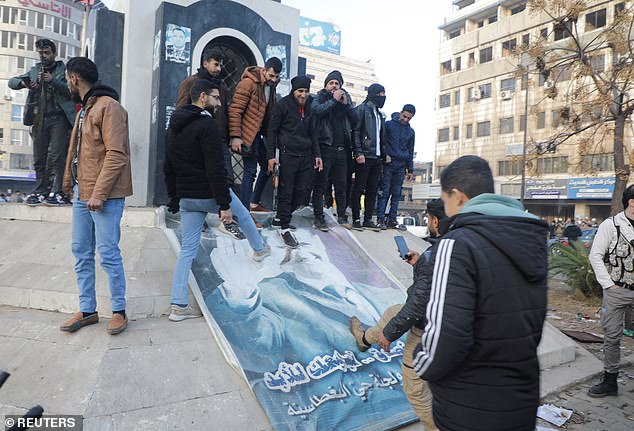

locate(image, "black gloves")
[[167, 197, 180, 214]]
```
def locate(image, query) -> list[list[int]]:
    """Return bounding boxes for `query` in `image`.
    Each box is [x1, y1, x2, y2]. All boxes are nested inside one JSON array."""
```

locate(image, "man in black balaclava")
[[351, 83, 387, 230]]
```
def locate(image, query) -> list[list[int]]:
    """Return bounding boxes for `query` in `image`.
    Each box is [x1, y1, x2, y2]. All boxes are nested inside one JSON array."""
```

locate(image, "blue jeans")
[[377, 162, 406, 223], [71, 185, 126, 313], [240, 134, 270, 207], [170, 188, 264, 305]]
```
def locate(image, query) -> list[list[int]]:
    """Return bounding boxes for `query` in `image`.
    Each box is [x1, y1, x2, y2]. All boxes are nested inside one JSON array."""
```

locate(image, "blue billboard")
[[568, 176, 615, 199], [299, 17, 341, 55]]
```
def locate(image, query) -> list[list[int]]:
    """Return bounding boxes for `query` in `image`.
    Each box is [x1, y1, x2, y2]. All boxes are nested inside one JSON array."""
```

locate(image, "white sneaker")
[[168, 304, 202, 322], [252, 244, 271, 262]]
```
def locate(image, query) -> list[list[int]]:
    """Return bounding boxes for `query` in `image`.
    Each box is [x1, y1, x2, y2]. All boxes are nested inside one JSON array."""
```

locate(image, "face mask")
[[372, 95, 386, 108]]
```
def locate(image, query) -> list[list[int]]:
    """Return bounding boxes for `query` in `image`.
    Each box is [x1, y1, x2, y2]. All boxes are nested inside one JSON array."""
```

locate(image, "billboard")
[[299, 17, 341, 55], [568, 177, 615, 199], [524, 179, 568, 199]]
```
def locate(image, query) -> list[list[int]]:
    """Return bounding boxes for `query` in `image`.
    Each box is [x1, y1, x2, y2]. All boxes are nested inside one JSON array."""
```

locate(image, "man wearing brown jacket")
[[59, 57, 133, 336], [228, 57, 281, 210]]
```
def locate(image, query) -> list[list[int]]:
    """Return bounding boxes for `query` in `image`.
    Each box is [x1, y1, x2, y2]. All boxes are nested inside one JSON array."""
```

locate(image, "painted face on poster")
[[153, 30, 161, 71], [165, 24, 191, 64]]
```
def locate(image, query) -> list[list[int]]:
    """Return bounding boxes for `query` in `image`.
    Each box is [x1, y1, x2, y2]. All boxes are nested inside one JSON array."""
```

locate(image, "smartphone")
[[394, 235, 409, 260], [22, 76, 31, 87]]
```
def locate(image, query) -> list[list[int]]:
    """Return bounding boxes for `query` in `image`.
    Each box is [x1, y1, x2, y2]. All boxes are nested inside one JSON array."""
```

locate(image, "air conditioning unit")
[[500, 90, 513, 100], [470, 88, 482, 100], [543, 80, 554, 89]]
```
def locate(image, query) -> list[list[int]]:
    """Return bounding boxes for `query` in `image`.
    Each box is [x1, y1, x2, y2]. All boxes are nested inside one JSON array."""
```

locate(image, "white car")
[[397, 216, 429, 238]]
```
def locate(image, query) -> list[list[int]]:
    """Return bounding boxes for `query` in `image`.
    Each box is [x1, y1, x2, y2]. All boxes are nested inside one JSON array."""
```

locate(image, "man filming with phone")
[[8, 39, 75, 206]]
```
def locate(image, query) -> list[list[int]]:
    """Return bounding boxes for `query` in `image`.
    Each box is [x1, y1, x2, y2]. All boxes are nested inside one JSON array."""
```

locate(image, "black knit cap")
[[291, 75, 311, 92], [324, 70, 344, 87], [402, 104, 416, 115], [367, 83, 385, 97]]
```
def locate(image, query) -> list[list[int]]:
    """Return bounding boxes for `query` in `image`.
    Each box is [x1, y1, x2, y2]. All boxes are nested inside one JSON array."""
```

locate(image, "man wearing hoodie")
[[266, 75, 322, 247], [412, 155, 548, 431], [377, 104, 416, 230], [351, 84, 387, 231], [60, 57, 133, 335], [228, 57, 282, 213], [165, 79, 271, 322], [310, 70, 358, 230]]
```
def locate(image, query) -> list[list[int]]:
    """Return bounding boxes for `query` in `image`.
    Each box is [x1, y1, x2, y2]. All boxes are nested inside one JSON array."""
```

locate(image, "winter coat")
[[164, 105, 230, 210], [175, 69, 231, 144], [62, 84, 132, 201], [385, 119, 415, 172], [309, 88, 358, 148], [563, 223, 582, 241], [412, 194, 548, 431], [354, 100, 386, 159], [228, 66, 276, 146], [8, 60, 76, 127], [266, 94, 319, 159]]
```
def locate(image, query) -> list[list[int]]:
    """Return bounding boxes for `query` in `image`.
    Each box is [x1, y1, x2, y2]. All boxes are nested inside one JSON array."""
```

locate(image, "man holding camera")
[[8, 39, 75, 206]]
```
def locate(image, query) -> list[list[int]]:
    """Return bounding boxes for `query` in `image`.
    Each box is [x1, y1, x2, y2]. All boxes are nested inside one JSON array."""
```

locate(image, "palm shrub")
[[549, 242, 602, 298]]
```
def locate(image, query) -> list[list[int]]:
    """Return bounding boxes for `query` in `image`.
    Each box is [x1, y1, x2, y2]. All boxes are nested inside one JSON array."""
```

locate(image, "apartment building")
[[435, 0, 630, 220], [0, 0, 83, 192]]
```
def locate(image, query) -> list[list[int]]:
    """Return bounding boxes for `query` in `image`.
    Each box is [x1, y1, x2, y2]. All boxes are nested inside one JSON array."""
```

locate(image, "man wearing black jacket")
[[348, 198, 447, 431], [164, 79, 270, 322], [351, 83, 387, 231], [267, 76, 323, 247], [412, 156, 548, 431]]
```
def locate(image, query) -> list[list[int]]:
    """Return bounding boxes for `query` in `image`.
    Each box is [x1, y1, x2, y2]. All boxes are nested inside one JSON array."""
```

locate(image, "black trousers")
[[325, 146, 353, 209], [276, 153, 313, 228], [313, 146, 347, 218], [351, 157, 382, 222], [32, 114, 70, 194]]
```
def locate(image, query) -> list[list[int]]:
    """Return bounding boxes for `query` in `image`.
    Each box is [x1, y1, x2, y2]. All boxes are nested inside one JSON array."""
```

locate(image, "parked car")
[[397, 216, 429, 238], [548, 228, 597, 254]]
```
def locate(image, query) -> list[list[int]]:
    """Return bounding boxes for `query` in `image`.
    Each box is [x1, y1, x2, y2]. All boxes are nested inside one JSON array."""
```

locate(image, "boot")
[[587, 371, 618, 397], [349, 316, 370, 352]]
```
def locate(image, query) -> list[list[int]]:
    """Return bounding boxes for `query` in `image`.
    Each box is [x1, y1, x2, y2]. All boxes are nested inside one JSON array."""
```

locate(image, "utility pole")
[[519, 54, 531, 205], [77, 0, 94, 56]]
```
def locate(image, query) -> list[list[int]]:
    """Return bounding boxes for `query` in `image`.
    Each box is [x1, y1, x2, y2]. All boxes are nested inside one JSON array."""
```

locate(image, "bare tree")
[[522, 0, 634, 213]]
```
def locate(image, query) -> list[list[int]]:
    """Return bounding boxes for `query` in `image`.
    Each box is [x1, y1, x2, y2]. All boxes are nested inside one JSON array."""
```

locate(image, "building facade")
[[435, 0, 631, 220], [0, 0, 83, 193]]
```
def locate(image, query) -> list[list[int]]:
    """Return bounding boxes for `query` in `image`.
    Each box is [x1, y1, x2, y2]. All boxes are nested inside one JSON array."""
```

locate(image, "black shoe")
[[45, 192, 71, 206], [352, 220, 363, 230], [363, 220, 381, 232], [386, 221, 399, 229], [337, 216, 351, 229], [25, 193, 45, 206], [280, 229, 299, 248], [377, 222, 387, 230], [313, 216, 329, 232], [588, 372, 619, 397], [272, 218, 296, 231]]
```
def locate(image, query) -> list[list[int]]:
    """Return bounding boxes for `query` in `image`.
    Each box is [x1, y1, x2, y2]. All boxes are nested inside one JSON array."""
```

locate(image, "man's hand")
[[231, 138, 243, 153], [333, 89, 347, 104], [39, 71, 53, 83], [406, 172, 414, 182], [87, 197, 104, 211], [25, 79, 38, 90], [219, 209, 233, 224], [406, 251, 420, 266], [385, 155, 392, 164], [167, 197, 180, 214], [314, 157, 323, 172], [268, 158, 278, 174], [378, 331, 392, 352], [356, 155, 366, 164]]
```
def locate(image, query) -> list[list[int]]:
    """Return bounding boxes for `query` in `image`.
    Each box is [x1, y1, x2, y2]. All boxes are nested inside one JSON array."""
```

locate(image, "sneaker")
[[377, 222, 387, 230], [337, 216, 351, 229], [313, 216, 330, 232], [25, 193, 45, 206], [106, 313, 128, 335], [169, 304, 202, 322], [252, 244, 271, 262], [45, 192, 71, 206], [60, 312, 99, 333], [352, 220, 363, 230], [349, 316, 370, 352], [386, 221, 399, 229], [250, 203, 271, 212], [363, 220, 382, 232], [217, 221, 246, 240], [280, 229, 299, 248], [272, 218, 296, 231]]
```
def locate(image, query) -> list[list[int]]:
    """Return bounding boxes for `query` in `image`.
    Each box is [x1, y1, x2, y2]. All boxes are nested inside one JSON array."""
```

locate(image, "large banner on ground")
[[165, 209, 417, 431]]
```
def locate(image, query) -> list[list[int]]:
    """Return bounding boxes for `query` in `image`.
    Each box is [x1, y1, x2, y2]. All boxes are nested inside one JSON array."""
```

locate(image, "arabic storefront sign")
[[17, 0, 73, 19], [568, 177, 615, 199], [524, 179, 568, 200]]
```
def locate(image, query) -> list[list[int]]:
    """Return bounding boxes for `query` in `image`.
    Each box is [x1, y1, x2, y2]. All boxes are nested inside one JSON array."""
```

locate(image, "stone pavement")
[[538, 366, 634, 431]]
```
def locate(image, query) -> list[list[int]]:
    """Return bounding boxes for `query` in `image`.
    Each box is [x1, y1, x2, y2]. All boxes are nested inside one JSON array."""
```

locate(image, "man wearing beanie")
[[310, 70, 359, 231], [351, 83, 387, 230], [377, 104, 416, 229], [266, 75, 322, 247]]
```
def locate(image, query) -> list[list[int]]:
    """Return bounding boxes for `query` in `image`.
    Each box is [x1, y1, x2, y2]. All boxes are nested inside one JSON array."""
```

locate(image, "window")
[[479, 46, 493, 63], [554, 21, 572, 41], [466, 124, 473, 138], [439, 93, 451, 108], [501, 78, 515, 92], [44, 15, 53, 32], [1, 6, 8, 24], [36, 12, 43, 29], [438, 128, 450, 142], [519, 115, 526, 132], [10, 153, 33, 170], [16, 33, 25, 50], [522, 33, 530, 46], [479, 82, 492, 99], [540, 28, 548, 39], [1, 31, 8, 48], [590, 54, 605, 73], [586, 9, 606, 30], [501, 183, 522, 197], [477, 121, 491, 137], [53, 17, 60, 34], [454, 56, 461, 71], [11, 105, 23, 122], [68, 22, 76, 39], [454, 90, 461, 105], [61, 19, 68, 36], [521, 74, 527, 90], [537, 157, 568, 174], [502, 38, 517, 56], [449, 29, 461, 39], [500, 117, 514, 134], [440, 60, 452, 75], [557, 65, 572, 81], [552, 110, 561, 128], [0, 128, 3, 144], [615, 3, 625, 16], [467, 86, 475, 101], [511, 4, 526, 15], [18, 9, 27, 26], [478, 20, 485, 28], [537, 111, 546, 129], [28, 10, 35, 28], [581, 154, 614, 171], [488, 15, 497, 24], [17, 56, 24, 70], [498, 160, 522, 176], [453, 126, 459, 140], [11, 129, 25, 146]]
